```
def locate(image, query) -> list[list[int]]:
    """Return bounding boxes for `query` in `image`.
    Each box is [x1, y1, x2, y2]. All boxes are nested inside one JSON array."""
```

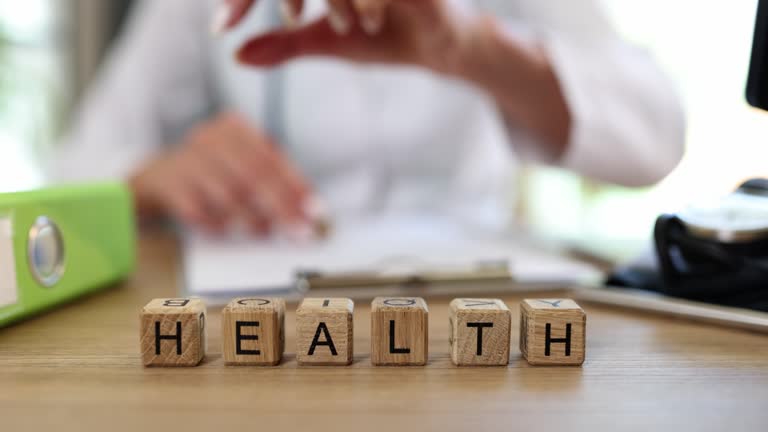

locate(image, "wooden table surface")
[[2, 233, 768, 431]]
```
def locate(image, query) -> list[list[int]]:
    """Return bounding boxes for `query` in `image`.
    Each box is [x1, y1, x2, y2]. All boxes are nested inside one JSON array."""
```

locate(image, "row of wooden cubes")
[[140, 297, 586, 367]]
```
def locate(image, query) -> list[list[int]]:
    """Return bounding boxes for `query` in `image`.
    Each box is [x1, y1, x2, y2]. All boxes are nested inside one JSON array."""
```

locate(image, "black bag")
[[608, 179, 768, 312]]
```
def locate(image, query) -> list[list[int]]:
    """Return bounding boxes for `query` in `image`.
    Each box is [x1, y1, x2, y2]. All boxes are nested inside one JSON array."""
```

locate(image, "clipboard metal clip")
[[294, 260, 514, 292]]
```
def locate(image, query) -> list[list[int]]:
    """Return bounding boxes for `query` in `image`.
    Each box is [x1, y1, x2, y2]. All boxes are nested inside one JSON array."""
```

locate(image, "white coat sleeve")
[[47, 0, 216, 183], [504, 0, 686, 187]]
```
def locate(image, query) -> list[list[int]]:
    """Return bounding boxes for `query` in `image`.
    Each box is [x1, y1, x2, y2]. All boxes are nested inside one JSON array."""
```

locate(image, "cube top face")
[[224, 297, 286, 313], [297, 298, 353, 315], [450, 298, 509, 314], [522, 299, 582, 312], [449, 299, 511, 366], [371, 297, 428, 366], [520, 298, 586, 366], [140, 298, 207, 367], [222, 297, 285, 366], [371, 297, 428, 313], [296, 298, 354, 366], [142, 298, 205, 314]]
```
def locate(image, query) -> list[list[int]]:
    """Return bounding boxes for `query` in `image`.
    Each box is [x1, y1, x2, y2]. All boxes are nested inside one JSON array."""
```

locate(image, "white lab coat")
[[50, 0, 684, 223]]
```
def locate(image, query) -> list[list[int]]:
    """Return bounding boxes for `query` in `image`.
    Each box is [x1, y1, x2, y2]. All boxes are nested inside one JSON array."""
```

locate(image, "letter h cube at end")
[[520, 299, 586, 366], [140, 298, 207, 367]]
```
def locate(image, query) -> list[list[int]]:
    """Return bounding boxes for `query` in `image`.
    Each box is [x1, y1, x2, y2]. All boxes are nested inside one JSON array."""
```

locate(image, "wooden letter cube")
[[520, 299, 586, 366], [222, 297, 285, 366], [296, 298, 354, 366], [140, 298, 207, 367], [371, 297, 428, 366], [449, 298, 511, 366]]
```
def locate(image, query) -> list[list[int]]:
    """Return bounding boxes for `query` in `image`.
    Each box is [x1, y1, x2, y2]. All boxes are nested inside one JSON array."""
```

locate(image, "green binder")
[[0, 182, 136, 327]]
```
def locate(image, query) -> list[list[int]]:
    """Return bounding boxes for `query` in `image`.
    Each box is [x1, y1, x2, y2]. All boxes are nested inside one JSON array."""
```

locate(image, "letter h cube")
[[520, 299, 586, 366], [449, 298, 511, 366], [140, 298, 207, 367]]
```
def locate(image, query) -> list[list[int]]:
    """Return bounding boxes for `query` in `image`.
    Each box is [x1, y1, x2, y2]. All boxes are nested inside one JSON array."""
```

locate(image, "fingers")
[[213, 0, 392, 36], [352, 0, 390, 35], [164, 185, 219, 229], [201, 114, 322, 239], [130, 153, 225, 230], [211, 0, 256, 34], [219, 115, 312, 225], [153, 157, 231, 231], [280, 0, 305, 27], [237, 19, 346, 66], [236, 0, 400, 66], [179, 145, 241, 222], [131, 112, 322, 237], [332, 0, 391, 35], [239, 207, 272, 235], [327, 0, 354, 35]]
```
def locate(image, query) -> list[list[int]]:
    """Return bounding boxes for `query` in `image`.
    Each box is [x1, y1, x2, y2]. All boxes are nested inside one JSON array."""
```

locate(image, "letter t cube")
[[449, 298, 511, 366]]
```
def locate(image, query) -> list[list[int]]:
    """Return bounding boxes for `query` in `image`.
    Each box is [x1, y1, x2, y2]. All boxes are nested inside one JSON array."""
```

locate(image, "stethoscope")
[[262, 0, 287, 146]]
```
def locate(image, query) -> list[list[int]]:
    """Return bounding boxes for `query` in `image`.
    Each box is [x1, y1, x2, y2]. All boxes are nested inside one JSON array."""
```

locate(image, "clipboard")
[[181, 213, 604, 304]]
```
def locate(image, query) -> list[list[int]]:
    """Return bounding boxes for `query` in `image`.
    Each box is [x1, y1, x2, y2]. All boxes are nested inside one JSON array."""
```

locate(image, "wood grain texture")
[[222, 297, 285, 365], [371, 297, 428, 366], [520, 299, 586, 366], [139, 298, 206, 367], [296, 298, 354, 365], [2, 231, 768, 431], [449, 298, 510, 366]]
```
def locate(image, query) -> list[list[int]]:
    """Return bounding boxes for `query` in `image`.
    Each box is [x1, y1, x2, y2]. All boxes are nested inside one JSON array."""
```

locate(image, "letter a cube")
[[520, 299, 586, 366], [449, 298, 511, 366], [222, 298, 285, 366], [371, 297, 428, 366], [296, 298, 354, 365], [140, 298, 207, 367]]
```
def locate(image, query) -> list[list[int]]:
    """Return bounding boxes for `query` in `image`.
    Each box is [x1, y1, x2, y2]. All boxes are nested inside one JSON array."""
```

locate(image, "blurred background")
[[0, 0, 766, 260]]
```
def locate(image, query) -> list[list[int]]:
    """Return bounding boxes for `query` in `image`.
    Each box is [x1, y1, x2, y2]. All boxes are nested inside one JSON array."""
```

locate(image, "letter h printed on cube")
[[140, 298, 207, 367], [520, 299, 586, 366]]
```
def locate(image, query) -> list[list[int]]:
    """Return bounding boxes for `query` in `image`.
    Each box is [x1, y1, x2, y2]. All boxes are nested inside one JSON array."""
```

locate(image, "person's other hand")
[[129, 112, 321, 237], [214, 0, 476, 76]]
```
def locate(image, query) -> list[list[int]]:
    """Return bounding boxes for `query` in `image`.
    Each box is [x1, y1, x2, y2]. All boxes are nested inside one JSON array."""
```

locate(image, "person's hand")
[[129, 112, 322, 237], [213, 0, 571, 150], [213, 0, 476, 76]]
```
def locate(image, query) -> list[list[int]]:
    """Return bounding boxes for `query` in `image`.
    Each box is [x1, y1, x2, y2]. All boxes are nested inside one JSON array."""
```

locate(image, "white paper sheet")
[[182, 212, 602, 297], [0, 216, 19, 308]]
